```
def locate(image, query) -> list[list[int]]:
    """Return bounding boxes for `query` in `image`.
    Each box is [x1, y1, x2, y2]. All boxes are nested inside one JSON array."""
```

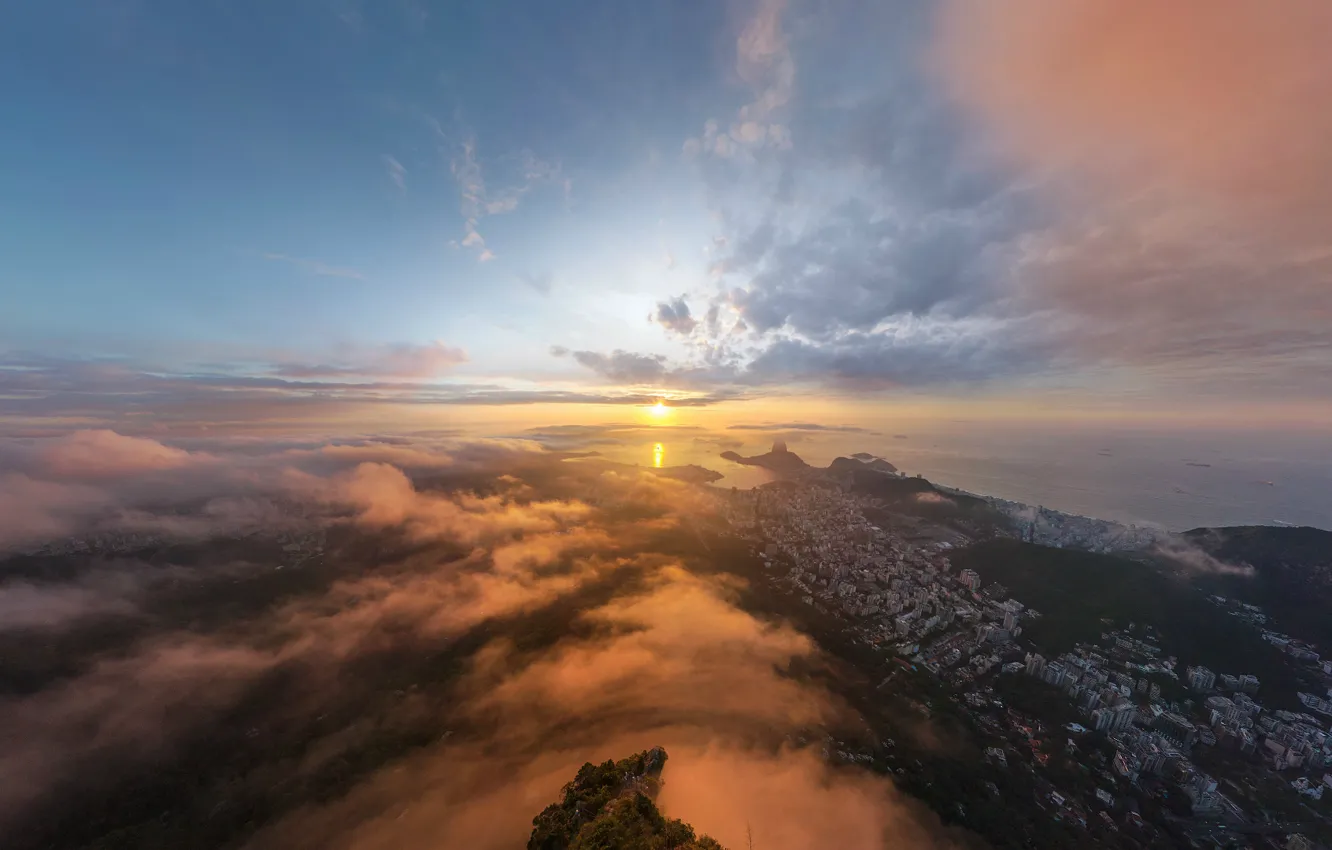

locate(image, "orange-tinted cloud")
[[0, 473, 109, 550], [466, 565, 829, 732], [282, 442, 456, 471], [0, 481, 613, 834], [246, 563, 958, 850], [935, 1, 1332, 379], [937, 0, 1332, 238], [660, 745, 958, 850], [38, 429, 204, 478], [297, 461, 591, 543], [0, 434, 958, 849]]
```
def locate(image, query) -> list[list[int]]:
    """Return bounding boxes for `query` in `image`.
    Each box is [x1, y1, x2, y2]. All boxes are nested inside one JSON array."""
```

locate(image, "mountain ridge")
[[527, 748, 725, 850]]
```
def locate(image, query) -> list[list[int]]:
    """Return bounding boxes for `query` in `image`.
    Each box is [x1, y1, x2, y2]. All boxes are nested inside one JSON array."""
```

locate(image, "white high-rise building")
[[1187, 666, 1216, 692], [1025, 652, 1047, 678]]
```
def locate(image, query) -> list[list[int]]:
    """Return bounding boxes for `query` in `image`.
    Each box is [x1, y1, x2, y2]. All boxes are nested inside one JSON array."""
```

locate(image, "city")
[[724, 477, 1332, 848]]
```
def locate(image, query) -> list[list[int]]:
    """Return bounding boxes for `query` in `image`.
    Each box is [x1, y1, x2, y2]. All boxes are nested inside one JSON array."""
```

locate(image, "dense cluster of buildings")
[[20, 499, 329, 560], [984, 498, 1165, 552], [21, 525, 328, 566], [727, 484, 1032, 682], [726, 479, 1332, 844], [1019, 634, 1332, 822]]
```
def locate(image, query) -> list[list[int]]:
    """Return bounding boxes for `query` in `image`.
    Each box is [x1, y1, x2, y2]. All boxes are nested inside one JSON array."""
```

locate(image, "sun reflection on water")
[[653, 442, 664, 468]]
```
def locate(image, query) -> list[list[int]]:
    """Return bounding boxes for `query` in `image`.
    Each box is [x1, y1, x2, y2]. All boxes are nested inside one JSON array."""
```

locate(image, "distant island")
[[719, 439, 811, 475], [839, 453, 900, 474], [651, 464, 724, 485], [720, 440, 899, 478]]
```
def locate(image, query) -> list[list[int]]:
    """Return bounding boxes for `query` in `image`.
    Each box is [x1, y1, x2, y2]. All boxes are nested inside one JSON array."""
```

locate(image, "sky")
[[3, 0, 1331, 437]]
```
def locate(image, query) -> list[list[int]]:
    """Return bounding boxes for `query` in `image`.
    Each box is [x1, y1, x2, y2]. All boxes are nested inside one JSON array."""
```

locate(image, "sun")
[[648, 400, 670, 419]]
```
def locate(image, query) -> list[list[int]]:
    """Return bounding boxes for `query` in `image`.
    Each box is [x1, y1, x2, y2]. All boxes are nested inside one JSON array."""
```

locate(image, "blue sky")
[[1, 2, 725, 362], [2, 0, 1330, 429]]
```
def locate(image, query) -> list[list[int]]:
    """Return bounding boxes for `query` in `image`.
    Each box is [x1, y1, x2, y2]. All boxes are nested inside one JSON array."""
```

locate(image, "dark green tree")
[[528, 749, 726, 850]]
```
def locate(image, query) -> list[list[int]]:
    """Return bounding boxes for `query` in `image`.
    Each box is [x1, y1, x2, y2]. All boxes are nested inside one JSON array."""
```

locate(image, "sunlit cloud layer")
[[0, 428, 966, 848]]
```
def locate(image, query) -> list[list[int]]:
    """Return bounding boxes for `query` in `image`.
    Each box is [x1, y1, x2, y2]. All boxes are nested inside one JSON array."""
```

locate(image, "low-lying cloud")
[[246, 561, 958, 850], [1154, 538, 1256, 578], [0, 428, 957, 849]]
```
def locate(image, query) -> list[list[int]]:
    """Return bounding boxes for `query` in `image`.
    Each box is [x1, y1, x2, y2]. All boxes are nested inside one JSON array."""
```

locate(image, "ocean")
[[608, 425, 1332, 533]]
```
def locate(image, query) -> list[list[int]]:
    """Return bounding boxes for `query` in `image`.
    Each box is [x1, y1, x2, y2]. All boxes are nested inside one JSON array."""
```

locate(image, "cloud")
[[299, 461, 591, 544], [246, 563, 959, 850], [466, 565, 825, 728], [724, 197, 1021, 338], [0, 430, 961, 849], [675, 0, 1332, 398], [735, 0, 793, 118], [674, 2, 1050, 395], [0, 355, 740, 428], [0, 568, 160, 632], [282, 441, 456, 473], [912, 491, 954, 507], [658, 746, 954, 850], [740, 320, 1045, 388], [261, 253, 367, 282], [518, 270, 553, 295], [382, 154, 406, 190], [652, 296, 698, 335], [452, 138, 562, 262], [0, 640, 281, 830], [559, 308, 1048, 392], [686, 0, 795, 159], [553, 347, 755, 394], [36, 430, 200, 479], [272, 341, 468, 381], [570, 349, 669, 384], [0, 451, 621, 835], [934, 0, 1332, 377], [1154, 538, 1255, 578], [937, 0, 1332, 237], [727, 423, 870, 433], [0, 474, 109, 551]]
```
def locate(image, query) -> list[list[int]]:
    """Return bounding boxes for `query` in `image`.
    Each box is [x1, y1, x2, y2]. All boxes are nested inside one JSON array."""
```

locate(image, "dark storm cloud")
[[652, 296, 698, 335]]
